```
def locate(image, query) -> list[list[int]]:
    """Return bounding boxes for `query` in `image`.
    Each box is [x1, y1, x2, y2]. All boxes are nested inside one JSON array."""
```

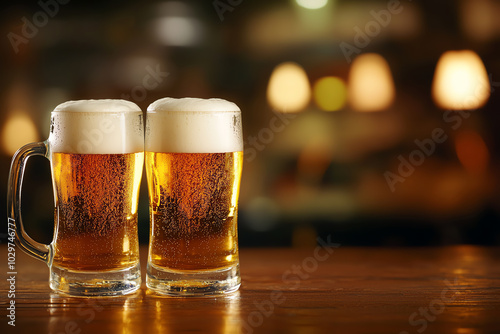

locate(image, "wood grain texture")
[[1, 245, 500, 334]]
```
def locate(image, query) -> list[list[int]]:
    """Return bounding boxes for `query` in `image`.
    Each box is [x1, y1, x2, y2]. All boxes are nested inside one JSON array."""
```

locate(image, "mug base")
[[146, 263, 240, 296], [49, 262, 141, 297]]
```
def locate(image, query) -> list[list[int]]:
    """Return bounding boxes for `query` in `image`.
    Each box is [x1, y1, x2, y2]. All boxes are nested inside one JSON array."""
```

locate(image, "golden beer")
[[146, 97, 243, 295], [147, 151, 243, 271], [51, 152, 143, 271], [8, 99, 144, 296]]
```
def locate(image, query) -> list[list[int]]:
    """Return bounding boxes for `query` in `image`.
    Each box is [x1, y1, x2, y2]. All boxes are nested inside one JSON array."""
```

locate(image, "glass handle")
[[7, 141, 51, 264]]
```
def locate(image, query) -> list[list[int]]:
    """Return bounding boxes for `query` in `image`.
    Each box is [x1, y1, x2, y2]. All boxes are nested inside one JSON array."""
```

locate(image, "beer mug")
[[7, 100, 144, 296], [145, 97, 243, 295]]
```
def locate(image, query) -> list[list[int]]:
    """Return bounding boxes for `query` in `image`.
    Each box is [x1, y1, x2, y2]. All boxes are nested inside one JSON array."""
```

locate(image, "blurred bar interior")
[[1, 0, 499, 247]]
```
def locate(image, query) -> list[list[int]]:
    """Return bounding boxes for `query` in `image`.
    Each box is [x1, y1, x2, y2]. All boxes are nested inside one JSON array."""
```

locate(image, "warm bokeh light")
[[432, 50, 490, 110], [267, 62, 311, 113], [295, 0, 328, 10], [151, 2, 203, 47], [313, 76, 347, 111], [455, 130, 490, 174], [347, 53, 395, 112], [297, 138, 332, 181], [1, 113, 39, 156], [153, 17, 202, 46], [460, 0, 497, 42]]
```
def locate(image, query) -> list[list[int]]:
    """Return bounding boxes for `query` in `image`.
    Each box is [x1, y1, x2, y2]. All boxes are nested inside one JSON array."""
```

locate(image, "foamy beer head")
[[146, 97, 243, 153], [49, 99, 144, 154]]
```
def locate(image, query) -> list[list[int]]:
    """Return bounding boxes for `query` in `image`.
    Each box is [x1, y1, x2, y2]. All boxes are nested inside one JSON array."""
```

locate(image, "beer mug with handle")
[[146, 97, 243, 296], [8, 100, 144, 296]]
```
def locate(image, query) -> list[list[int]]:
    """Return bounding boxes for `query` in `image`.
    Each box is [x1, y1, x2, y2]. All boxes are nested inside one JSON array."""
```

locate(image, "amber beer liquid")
[[146, 97, 244, 296], [7, 99, 145, 296], [147, 151, 243, 271], [51, 152, 143, 271]]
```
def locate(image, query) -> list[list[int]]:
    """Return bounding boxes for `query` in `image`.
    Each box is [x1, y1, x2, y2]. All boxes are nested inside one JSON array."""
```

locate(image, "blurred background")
[[1, 0, 499, 247]]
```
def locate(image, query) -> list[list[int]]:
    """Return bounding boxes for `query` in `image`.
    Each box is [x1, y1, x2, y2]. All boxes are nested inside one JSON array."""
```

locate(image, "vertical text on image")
[[7, 218, 17, 327]]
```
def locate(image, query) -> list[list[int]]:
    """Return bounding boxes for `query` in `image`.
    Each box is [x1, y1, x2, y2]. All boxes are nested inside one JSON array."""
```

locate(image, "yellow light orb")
[[313, 76, 347, 111]]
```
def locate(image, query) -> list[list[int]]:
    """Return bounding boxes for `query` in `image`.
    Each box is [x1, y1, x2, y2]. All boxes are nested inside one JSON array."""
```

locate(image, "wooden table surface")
[[1, 244, 500, 334]]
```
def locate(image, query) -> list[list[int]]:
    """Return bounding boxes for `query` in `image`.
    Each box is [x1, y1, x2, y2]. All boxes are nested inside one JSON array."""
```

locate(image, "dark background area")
[[1, 0, 499, 247]]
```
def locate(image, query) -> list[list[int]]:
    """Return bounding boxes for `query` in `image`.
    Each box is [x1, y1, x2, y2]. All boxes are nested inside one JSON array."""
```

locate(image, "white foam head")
[[49, 99, 144, 154], [146, 97, 243, 153], [53, 99, 142, 113]]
